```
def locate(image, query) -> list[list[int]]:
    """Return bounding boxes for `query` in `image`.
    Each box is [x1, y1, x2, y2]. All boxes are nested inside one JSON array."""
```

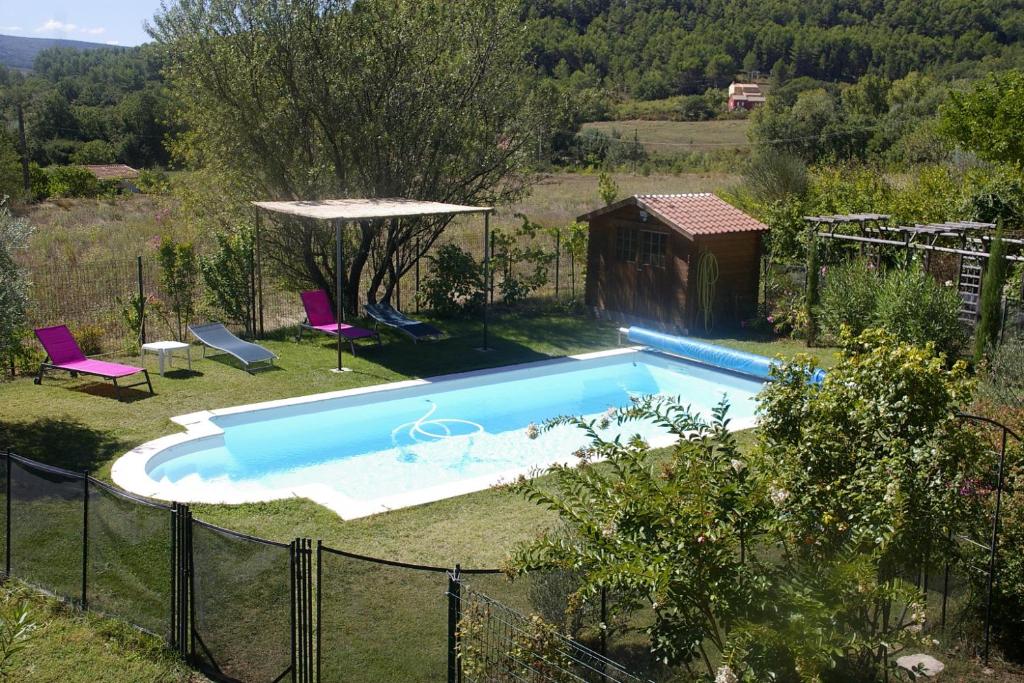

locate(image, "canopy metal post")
[[480, 211, 491, 351], [335, 219, 346, 372]]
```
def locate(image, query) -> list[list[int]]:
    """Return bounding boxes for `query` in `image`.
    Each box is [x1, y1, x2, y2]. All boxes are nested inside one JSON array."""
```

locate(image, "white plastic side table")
[[141, 341, 192, 376]]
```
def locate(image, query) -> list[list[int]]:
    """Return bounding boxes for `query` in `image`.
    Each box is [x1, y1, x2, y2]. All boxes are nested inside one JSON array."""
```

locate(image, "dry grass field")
[[581, 119, 751, 154]]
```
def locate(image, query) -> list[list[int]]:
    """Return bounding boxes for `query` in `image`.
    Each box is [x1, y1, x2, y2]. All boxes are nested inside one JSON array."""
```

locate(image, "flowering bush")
[[758, 328, 980, 567]]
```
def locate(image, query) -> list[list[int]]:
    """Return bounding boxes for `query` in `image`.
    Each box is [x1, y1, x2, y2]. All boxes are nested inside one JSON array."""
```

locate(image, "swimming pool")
[[113, 348, 764, 518]]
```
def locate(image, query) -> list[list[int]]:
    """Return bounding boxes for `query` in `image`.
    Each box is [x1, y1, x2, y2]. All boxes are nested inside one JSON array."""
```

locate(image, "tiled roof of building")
[[84, 164, 140, 180], [578, 193, 768, 238]]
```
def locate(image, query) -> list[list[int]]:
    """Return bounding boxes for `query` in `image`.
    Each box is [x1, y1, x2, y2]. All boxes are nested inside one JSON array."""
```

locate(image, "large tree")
[[150, 0, 552, 313]]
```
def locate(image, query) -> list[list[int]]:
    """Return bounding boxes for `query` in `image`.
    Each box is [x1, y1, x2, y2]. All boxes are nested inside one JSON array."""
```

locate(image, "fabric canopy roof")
[[252, 198, 492, 221]]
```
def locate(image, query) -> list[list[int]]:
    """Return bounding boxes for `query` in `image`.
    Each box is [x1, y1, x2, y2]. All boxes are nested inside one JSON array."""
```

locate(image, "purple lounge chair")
[[34, 325, 154, 401], [298, 290, 380, 354]]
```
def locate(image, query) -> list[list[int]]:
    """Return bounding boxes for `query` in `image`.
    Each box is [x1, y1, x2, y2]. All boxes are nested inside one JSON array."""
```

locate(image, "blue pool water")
[[147, 351, 763, 509]]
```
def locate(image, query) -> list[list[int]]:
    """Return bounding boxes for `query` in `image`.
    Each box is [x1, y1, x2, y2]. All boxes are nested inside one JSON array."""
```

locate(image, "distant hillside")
[[0, 34, 115, 70]]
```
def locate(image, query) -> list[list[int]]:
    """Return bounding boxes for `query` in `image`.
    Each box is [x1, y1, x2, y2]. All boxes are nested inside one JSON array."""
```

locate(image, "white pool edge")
[[111, 346, 758, 519]]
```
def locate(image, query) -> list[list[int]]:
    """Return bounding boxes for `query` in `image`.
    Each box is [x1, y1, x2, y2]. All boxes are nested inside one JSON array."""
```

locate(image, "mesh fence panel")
[[87, 481, 172, 640], [0, 455, 7, 576], [9, 457, 84, 601], [318, 548, 450, 683], [191, 521, 292, 683], [456, 584, 646, 683]]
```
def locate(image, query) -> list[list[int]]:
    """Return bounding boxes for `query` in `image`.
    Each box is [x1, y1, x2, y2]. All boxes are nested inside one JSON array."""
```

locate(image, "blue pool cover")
[[626, 327, 826, 384]]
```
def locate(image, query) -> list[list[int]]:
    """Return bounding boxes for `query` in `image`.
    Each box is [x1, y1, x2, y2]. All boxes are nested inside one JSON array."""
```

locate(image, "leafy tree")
[[157, 238, 199, 341], [416, 244, 485, 316], [0, 199, 32, 376], [201, 226, 255, 337], [597, 171, 618, 205], [975, 228, 1010, 362], [69, 139, 117, 165], [940, 70, 1024, 167], [151, 0, 551, 316]]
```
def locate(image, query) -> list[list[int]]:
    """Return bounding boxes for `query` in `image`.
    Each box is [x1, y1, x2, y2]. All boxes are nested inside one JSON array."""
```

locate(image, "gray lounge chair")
[[189, 323, 277, 373], [364, 303, 444, 342]]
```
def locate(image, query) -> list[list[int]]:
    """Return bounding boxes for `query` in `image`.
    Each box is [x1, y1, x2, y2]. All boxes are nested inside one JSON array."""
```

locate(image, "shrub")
[[819, 258, 881, 337], [991, 464, 1024, 659], [200, 226, 255, 335], [157, 238, 199, 341], [979, 335, 1024, 422], [874, 265, 966, 359], [46, 165, 100, 198], [417, 243, 484, 316], [0, 200, 32, 376], [73, 324, 105, 356], [597, 171, 617, 206], [759, 328, 978, 567], [137, 168, 171, 194], [27, 163, 49, 201]]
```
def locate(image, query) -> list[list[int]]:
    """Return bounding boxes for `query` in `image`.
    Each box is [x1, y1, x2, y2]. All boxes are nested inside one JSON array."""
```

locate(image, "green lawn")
[[0, 314, 839, 681]]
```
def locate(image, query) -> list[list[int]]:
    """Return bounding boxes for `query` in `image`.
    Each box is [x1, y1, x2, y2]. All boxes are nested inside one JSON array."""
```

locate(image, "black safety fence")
[[0, 449, 647, 683]]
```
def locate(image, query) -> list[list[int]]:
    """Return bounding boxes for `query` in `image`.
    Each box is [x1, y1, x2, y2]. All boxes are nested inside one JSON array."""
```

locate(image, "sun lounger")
[[364, 302, 443, 342], [298, 290, 380, 354], [189, 323, 277, 373], [33, 325, 154, 401]]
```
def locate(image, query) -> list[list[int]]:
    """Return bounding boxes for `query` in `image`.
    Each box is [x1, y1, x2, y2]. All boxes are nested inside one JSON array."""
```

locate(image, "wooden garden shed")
[[579, 193, 768, 332]]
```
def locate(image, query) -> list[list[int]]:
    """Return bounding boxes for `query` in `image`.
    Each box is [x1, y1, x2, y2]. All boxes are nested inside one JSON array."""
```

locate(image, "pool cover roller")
[[626, 327, 826, 384]]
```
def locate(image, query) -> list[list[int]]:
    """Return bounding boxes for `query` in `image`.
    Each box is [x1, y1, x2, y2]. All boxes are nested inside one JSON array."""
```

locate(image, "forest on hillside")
[[1, 0, 1024, 190]]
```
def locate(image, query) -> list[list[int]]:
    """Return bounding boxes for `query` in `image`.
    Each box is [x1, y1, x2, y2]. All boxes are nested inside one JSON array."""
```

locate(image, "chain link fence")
[[16, 228, 585, 367]]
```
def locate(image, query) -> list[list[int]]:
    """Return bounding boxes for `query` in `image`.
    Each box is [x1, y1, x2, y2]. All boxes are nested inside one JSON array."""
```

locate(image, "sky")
[[0, 1, 165, 47]]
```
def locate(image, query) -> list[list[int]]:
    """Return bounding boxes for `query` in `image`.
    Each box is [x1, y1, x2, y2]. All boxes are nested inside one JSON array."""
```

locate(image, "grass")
[[0, 314, 843, 681], [581, 119, 751, 155]]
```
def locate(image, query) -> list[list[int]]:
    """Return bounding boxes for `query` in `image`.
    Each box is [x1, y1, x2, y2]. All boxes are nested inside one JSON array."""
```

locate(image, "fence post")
[[316, 540, 322, 683], [447, 565, 461, 683], [983, 426, 1009, 665], [170, 503, 177, 651], [81, 477, 89, 609], [414, 238, 421, 314], [555, 229, 561, 300], [290, 540, 297, 682], [137, 256, 146, 346], [600, 585, 608, 659], [5, 451, 10, 578]]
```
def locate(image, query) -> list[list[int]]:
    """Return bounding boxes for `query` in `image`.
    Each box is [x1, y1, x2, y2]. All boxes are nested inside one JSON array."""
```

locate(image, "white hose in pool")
[[391, 401, 484, 445]]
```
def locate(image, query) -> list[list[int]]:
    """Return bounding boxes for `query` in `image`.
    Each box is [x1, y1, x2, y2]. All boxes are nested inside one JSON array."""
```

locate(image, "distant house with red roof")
[[727, 82, 766, 111], [84, 164, 141, 192], [578, 193, 768, 331]]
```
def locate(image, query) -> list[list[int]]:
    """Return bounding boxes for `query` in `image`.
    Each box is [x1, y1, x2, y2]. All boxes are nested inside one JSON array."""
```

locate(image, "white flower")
[[770, 486, 789, 506], [525, 423, 539, 440], [730, 459, 746, 474], [944, 279, 954, 287], [715, 665, 739, 683]]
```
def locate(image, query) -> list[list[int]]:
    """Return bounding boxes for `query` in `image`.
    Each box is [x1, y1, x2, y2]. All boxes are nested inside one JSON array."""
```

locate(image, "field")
[[581, 119, 751, 155]]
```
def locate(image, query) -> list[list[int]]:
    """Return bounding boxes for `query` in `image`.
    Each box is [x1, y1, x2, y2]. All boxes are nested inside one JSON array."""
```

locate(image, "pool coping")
[[111, 346, 758, 519]]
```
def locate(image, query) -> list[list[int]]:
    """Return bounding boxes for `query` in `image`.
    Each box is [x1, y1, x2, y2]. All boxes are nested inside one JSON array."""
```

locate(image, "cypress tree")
[[974, 226, 1009, 362]]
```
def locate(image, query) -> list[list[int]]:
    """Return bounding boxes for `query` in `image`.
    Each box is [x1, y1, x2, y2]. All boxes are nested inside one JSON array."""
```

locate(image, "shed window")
[[616, 226, 637, 262], [640, 230, 667, 267]]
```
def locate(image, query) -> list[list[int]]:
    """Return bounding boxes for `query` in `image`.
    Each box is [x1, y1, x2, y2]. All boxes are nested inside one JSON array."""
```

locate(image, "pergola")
[[252, 198, 493, 372]]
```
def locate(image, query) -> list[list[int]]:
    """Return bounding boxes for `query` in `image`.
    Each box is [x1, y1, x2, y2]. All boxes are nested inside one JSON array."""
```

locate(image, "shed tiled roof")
[[578, 193, 768, 239], [84, 164, 139, 180]]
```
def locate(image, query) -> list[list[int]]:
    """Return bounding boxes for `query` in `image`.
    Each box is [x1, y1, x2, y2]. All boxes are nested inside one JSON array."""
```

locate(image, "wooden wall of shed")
[[690, 232, 762, 331], [584, 206, 692, 329]]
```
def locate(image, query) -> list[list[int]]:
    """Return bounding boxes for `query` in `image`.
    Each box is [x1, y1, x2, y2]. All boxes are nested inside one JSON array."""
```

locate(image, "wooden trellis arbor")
[[805, 214, 1024, 324]]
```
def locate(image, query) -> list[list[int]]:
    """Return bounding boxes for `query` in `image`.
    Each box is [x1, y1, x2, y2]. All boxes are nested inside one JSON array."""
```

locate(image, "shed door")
[[633, 230, 669, 321]]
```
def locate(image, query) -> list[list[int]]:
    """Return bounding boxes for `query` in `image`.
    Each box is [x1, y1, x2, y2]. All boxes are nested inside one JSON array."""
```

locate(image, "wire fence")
[[16, 229, 585, 363], [0, 448, 647, 683]]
